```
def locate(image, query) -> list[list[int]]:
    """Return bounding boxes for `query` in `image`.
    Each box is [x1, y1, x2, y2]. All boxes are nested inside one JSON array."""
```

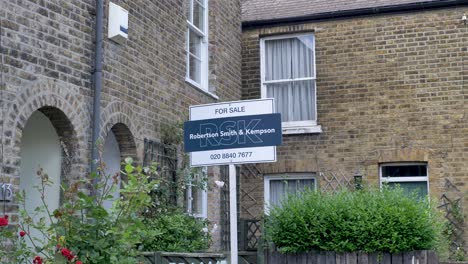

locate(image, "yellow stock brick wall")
[[241, 6, 468, 243]]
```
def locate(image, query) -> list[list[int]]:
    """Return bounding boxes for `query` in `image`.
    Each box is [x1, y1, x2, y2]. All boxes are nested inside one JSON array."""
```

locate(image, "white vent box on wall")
[[108, 2, 128, 44]]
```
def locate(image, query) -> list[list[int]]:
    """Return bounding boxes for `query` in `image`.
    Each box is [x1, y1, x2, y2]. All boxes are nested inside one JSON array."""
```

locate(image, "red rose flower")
[[76, 261, 83, 264], [0, 215, 8, 227], [61, 248, 71, 256], [33, 256, 42, 264], [19, 231, 26, 237], [61, 247, 75, 260]]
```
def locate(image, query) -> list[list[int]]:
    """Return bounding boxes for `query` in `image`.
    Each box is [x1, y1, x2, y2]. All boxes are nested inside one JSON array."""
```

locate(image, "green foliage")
[[143, 158, 208, 218], [0, 157, 158, 264], [146, 121, 208, 217], [265, 187, 446, 254], [440, 199, 465, 261], [142, 212, 210, 252], [0, 129, 211, 263], [139, 121, 210, 253], [160, 120, 184, 146]]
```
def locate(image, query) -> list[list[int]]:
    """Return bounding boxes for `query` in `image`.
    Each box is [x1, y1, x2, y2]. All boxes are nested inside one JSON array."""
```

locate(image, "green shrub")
[[0, 158, 158, 264], [142, 212, 210, 252], [265, 187, 445, 254]]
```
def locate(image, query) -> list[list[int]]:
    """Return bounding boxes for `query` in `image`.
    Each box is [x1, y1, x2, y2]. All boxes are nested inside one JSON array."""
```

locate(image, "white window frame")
[[379, 162, 429, 196], [264, 173, 316, 214], [186, 167, 208, 219], [260, 33, 321, 135], [186, 0, 211, 96]]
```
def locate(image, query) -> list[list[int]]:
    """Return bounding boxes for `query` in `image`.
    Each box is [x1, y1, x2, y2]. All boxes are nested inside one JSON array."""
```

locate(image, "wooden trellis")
[[318, 171, 354, 193], [143, 139, 178, 206], [239, 164, 263, 219], [438, 179, 465, 260], [239, 219, 262, 251]]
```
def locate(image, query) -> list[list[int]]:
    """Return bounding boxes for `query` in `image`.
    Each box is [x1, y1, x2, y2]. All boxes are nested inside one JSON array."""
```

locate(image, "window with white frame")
[[186, 167, 208, 218], [261, 34, 320, 134], [186, 0, 209, 91], [380, 163, 429, 199], [264, 173, 316, 213]]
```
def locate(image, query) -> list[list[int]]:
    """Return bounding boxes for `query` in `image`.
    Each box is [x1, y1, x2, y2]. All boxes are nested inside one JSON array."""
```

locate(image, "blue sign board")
[[184, 113, 282, 153]]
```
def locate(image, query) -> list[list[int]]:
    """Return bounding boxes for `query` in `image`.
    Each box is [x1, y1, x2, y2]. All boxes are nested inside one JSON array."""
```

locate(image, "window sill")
[[186, 78, 219, 100], [282, 124, 322, 135], [192, 214, 207, 219]]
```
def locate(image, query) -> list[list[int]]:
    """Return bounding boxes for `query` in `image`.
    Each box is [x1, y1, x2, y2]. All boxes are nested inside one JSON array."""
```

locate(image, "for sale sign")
[[184, 99, 282, 167]]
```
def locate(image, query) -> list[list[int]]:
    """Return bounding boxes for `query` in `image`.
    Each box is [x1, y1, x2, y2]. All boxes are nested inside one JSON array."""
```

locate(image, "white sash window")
[[261, 34, 321, 134], [186, 0, 209, 92]]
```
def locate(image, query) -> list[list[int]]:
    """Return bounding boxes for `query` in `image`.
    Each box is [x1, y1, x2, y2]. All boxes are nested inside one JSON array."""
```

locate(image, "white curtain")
[[267, 81, 315, 122], [265, 36, 315, 122], [189, 29, 202, 83], [270, 178, 315, 208]]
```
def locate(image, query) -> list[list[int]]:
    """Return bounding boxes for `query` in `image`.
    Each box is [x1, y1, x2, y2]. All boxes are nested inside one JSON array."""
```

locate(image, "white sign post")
[[185, 99, 280, 264], [229, 164, 238, 264]]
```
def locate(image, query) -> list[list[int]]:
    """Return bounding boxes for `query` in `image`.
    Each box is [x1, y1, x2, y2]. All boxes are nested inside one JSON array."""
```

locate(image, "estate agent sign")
[[184, 99, 282, 166], [184, 98, 282, 264]]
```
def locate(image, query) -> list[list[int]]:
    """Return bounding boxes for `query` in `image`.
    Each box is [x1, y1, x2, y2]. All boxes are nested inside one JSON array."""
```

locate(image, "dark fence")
[[140, 252, 227, 264], [239, 251, 257, 264], [140, 251, 260, 264], [239, 219, 261, 251], [265, 250, 438, 264]]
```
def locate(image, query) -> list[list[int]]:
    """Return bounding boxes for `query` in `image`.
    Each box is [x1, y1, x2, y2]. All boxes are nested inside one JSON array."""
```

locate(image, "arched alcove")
[[111, 123, 137, 161], [19, 106, 77, 244], [102, 123, 136, 210], [20, 111, 62, 216]]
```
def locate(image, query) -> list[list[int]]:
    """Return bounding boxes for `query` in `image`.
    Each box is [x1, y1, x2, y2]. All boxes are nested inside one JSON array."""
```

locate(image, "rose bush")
[[0, 157, 158, 264]]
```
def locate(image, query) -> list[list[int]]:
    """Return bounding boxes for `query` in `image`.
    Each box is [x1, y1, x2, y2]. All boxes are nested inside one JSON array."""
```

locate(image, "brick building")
[[0, 0, 241, 250], [241, 0, 468, 253]]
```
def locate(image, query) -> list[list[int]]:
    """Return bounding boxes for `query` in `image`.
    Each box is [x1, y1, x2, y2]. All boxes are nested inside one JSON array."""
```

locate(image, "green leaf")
[[125, 164, 134, 174]]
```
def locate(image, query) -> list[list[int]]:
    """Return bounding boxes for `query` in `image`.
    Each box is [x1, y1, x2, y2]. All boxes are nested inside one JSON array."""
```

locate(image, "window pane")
[[387, 182, 428, 199], [270, 178, 314, 207], [189, 55, 202, 84], [267, 80, 315, 122], [189, 30, 202, 58], [187, 0, 192, 22], [265, 38, 292, 81], [293, 35, 314, 79], [191, 186, 204, 215], [186, 167, 206, 217], [382, 165, 427, 177], [193, 0, 205, 32], [264, 35, 314, 81]]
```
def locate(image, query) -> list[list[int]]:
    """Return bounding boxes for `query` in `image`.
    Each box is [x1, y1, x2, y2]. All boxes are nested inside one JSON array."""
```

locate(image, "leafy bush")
[[265, 187, 445, 254], [142, 212, 210, 252], [0, 158, 158, 264], [0, 145, 211, 263]]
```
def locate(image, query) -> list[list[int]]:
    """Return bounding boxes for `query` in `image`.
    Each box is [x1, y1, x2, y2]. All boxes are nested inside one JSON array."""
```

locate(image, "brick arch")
[[100, 101, 146, 162], [257, 159, 319, 175], [37, 106, 77, 163], [377, 148, 432, 164], [106, 123, 137, 162], [100, 112, 137, 141], [5, 82, 89, 179]]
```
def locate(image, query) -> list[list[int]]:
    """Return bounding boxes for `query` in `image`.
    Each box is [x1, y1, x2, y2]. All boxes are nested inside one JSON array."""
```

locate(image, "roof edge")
[[242, 0, 468, 28]]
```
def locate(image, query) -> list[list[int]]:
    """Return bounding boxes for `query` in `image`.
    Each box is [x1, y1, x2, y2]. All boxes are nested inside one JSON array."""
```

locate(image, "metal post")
[[91, 0, 103, 182], [229, 164, 238, 264]]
